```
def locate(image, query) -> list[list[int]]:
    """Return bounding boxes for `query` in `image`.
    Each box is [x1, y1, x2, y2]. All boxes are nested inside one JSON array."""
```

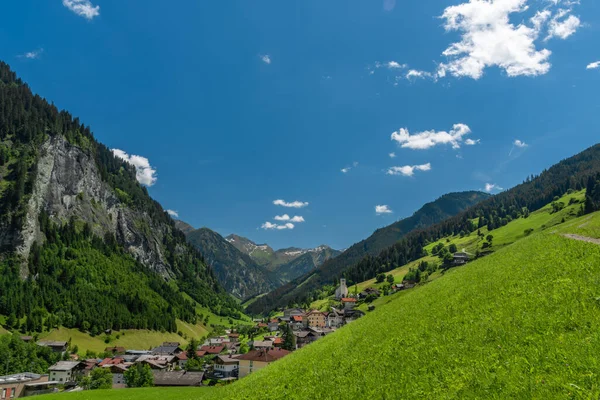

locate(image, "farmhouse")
[[0, 373, 58, 398], [152, 370, 204, 387], [453, 252, 470, 265], [236, 349, 290, 378], [213, 355, 239, 378], [48, 361, 82, 384], [37, 341, 68, 353]]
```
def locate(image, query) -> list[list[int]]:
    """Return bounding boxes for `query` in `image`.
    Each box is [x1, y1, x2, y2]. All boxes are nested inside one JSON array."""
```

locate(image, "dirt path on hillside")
[[562, 234, 600, 245]]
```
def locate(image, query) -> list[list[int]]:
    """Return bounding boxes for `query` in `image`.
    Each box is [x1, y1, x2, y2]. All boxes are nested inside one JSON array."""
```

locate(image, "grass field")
[[40, 210, 600, 399]]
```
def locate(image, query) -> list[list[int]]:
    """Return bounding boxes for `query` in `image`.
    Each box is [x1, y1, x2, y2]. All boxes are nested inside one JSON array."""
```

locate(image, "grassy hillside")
[[42, 210, 600, 399]]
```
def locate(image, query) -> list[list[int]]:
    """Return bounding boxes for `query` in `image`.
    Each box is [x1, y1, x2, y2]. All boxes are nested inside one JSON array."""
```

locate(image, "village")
[[0, 277, 412, 398]]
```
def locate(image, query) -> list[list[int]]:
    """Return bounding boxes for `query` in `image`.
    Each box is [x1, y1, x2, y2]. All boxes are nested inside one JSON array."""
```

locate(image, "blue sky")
[[2, 0, 599, 250]]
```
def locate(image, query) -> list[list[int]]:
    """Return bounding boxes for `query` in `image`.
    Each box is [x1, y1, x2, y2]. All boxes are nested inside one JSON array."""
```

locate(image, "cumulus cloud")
[[273, 199, 309, 208], [406, 70, 430, 80], [341, 168, 351, 174], [290, 216, 305, 223], [274, 214, 291, 221], [465, 138, 480, 145], [514, 139, 528, 148], [387, 61, 406, 69], [375, 205, 393, 215], [19, 48, 43, 60], [386, 163, 432, 177], [391, 123, 474, 150], [389, 152, 396, 158], [166, 210, 179, 218], [262, 222, 295, 230], [261, 54, 272, 64], [485, 183, 503, 193], [62, 0, 100, 20], [112, 149, 157, 187], [587, 61, 600, 70], [546, 11, 581, 40], [438, 0, 581, 80]]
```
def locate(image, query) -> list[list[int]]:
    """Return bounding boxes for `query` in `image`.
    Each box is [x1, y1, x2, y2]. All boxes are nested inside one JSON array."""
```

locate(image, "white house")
[[48, 362, 82, 383]]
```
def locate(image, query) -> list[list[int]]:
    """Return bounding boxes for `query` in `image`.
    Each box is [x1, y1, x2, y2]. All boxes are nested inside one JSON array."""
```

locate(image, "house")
[[199, 346, 225, 356], [126, 350, 151, 356], [453, 252, 470, 266], [152, 371, 204, 387], [19, 336, 33, 343], [104, 346, 126, 355], [104, 364, 129, 389], [98, 358, 124, 368], [37, 341, 68, 353], [81, 359, 99, 376], [0, 373, 57, 398], [334, 278, 348, 300], [195, 350, 207, 358], [236, 349, 290, 378], [227, 333, 240, 342], [267, 322, 280, 332], [175, 353, 189, 368], [306, 310, 327, 328], [249, 340, 273, 350], [293, 331, 311, 348], [213, 355, 239, 378], [271, 337, 283, 348], [223, 342, 240, 354], [151, 342, 183, 356], [327, 308, 365, 328], [341, 298, 357, 310], [48, 361, 82, 384], [359, 288, 380, 299], [283, 308, 305, 318], [392, 283, 405, 292], [136, 355, 176, 370]]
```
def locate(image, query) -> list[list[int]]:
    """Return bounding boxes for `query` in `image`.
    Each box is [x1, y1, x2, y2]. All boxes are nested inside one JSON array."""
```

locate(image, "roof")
[[196, 350, 207, 357], [251, 340, 274, 348], [152, 370, 204, 387], [49, 361, 81, 371], [236, 349, 291, 363], [98, 358, 123, 367], [227, 333, 240, 338], [292, 315, 303, 322], [307, 309, 325, 315], [151, 344, 182, 355], [0, 373, 43, 384], [216, 355, 239, 365], [293, 331, 310, 338], [257, 323, 268, 327], [272, 338, 283, 345], [38, 341, 67, 348], [200, 346, 225, 354], [176, 353, 188, 360], [341, 298, 357, 302], [20, 336, 33, 342]]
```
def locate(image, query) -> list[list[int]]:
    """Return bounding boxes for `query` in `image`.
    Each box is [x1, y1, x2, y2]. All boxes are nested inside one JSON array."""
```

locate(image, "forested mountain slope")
[[0, 62, 240, 334], [184, 227, 278, 300], [247, 144, 600, 315], [247, 191, 489, 314]]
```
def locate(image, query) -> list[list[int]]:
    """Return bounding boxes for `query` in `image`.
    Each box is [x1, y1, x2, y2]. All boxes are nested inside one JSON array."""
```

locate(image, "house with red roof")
[[236, 349, 290, 378]]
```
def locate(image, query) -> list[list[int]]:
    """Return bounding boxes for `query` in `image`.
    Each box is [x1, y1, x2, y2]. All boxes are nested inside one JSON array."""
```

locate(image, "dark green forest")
[[0, 61, 241, 333], [247, 144, 600, 315]]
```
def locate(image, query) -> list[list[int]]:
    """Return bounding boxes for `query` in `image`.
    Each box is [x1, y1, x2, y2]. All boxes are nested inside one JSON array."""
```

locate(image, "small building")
[[213, 355, 239, 378], [249, 340, 273, 350], [453, 252, 470, 266], [136, 355, 176, 370], [152, 370, 204, 387], [306, 310, 327, 328], [48, 362, 82, 384], [293, 331, 311, 348], [227, 333, 240, 342], [359, 288, 380, 299], [151, 342, 183, 356], [175, 353, 189, 369], [19, 336, 33, 343], [334, 279, 348, 300], [199, 346, 225, 356], [104, 346, 126, 355], [267, 322, 280, 332], [283, 308, 305, 318], [37, 341, 68, 353], [0, 373, 57, 398], [104, 364, 129, 389], [341, 298, 357, 310], [236, 349, 290, 378]]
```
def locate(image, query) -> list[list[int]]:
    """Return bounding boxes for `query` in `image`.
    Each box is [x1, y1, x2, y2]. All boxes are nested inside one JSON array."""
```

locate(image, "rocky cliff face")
[[9, 135, 173, 278]]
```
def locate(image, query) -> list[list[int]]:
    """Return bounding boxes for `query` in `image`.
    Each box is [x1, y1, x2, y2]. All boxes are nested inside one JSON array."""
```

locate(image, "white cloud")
[[406, 70, 430, 79], [391, 123, 472, 150], [112, 149, 157, 187], [387, 61, 406, 69], [273, 199, 309, 208], [62, 0, 100, 20], [262, 222, 295, 230], [514, 139, 528, 147], [389, 152, 396, 158], [386, 163, 432, 177], [375, 205, 393, 215], [546, 12, 581, 40], [341, 168, 351, 174], [274, 214, 291, 221], [290, 216, 305, 223], [438, 0, 580, 80], [261, 54, 272, 64], [465, 138, 481, 145], [166, 210, 179, 218], [484, 183, 503, 193], [19, 48, 44, 60], [587, 61, 600, 70]]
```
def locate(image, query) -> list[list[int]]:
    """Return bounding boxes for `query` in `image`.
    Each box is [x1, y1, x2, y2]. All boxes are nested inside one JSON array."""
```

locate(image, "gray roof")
[[37, 341, 67, 348], [151, 345, 181, 355], [152, 370, 204, 386], [49, 361, 81, 371]]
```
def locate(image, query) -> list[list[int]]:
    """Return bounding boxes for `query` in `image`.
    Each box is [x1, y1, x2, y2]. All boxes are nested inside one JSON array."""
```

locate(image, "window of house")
[[2, 388, 6, 399], [9, 389, 14, 399]]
